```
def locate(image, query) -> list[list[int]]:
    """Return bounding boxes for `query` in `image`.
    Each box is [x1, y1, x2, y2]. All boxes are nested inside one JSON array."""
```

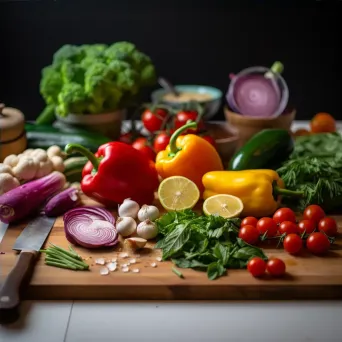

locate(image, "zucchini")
[[228, 129, 294, 171], [25, 123, 111, 153], [63, 157, 88, 183]]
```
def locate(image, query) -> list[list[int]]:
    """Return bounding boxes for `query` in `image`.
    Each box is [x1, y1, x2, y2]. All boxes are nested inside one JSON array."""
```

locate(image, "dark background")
[[0, 0, 341, 121]]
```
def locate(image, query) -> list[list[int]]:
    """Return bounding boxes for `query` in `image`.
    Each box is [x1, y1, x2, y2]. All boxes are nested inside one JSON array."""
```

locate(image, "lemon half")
[[203, 194, 243, 218], [158, 176, 200, 211]]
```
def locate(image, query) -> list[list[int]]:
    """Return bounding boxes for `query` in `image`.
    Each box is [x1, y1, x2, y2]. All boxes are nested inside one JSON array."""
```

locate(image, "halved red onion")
[[63, 206, 118, 249]]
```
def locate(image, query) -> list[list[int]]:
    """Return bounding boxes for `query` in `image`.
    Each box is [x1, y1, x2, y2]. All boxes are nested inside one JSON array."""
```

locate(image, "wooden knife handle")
[[0, 250, 37, 324]]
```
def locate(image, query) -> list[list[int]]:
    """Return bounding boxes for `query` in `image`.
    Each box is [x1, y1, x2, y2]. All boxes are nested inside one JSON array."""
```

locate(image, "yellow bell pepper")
[[202, 169, 303, 217], [156, 121, 224, 193]]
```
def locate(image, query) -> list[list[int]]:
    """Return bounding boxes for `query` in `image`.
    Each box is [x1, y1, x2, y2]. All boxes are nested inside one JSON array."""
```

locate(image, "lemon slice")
[[203, 194, 243, 218], [158, 176, 200, 211]]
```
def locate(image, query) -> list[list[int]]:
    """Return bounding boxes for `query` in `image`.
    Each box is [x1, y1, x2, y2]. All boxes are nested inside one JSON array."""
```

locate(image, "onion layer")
[[63, 206, 118, 249]]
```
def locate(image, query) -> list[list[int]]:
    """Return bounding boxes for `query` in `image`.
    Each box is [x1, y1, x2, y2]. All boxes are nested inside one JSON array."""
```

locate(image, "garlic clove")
[[124, 237, 147, 250], [137, 205, 160, 222], [118, 198, 140, 219], [100, 267, 109, 275], [106, 262, 117, 272], [137, 219, 158, 240], [95, 258, 106, 265], [116, 217, 137, 237]]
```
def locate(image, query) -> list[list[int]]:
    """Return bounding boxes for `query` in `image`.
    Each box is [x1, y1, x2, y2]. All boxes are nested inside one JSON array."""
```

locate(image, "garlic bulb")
[[137, 205, 159, 222], [137, 219, 158, 240], [116, 217, 137, 237], [118, 198, 140, 219]]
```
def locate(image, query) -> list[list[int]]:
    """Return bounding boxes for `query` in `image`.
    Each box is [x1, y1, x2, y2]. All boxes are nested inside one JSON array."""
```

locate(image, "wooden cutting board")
[[1, 195, 342, 300]]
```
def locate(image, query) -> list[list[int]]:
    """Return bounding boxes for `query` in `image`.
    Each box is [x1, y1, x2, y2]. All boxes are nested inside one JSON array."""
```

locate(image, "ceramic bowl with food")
[[151, 85, 222, 119]]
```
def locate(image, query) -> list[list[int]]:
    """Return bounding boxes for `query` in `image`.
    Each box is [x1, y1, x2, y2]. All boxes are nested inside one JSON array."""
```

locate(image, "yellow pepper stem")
[[273, 183, 304, 198], [169, 121, 197, 156]]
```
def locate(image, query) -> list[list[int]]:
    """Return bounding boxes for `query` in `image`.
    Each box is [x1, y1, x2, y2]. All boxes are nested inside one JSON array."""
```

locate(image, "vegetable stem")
[[64, 143, 100, 171], [169, 121, 197, 156], [45, 260, 78, 270], [274, 186, 304, 197], [49, 242, 82, 260], [172, 267, 184, 278]]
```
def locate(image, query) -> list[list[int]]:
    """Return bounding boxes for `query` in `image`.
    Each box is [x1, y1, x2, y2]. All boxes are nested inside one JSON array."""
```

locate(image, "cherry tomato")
[[247, 257, 267, 277], [239, 225, 260, 245], [256, 217, 278, 237], [283, 234, 303, 255], [318, 217, 338, 237], [241, 217, 258, 228], [279, 221, 298, 235], [266, 258, 286, 277], [293, 128, 310, 137], [153, 131, 171, 153], [298, 219, 316, 235], [142, 108, 169, 133], [310, 113, 336, 134], [306, 232, 330, 255], [132, 137, 156, 161], [175, 110, 205, 133], [303, 205, 325, 223], [273, 208, 296, 224], [201, 135, 216, 148]]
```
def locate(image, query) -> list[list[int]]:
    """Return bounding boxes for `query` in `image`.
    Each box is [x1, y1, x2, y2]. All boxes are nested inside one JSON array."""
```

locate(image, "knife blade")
[[0, 215, 56, 324], [0, 221, 9, 244]]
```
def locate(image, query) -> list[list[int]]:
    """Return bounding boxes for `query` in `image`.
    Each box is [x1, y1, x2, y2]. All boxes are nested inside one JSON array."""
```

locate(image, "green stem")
[[270, 61, 284, 74], [65, 143, 100, 171], [172, 267, 184, 278], [169, 121, 197, 155], [49, 243, 82, 260], [274, 186, 304, 197], [45, 260, 78, 270], [43, 249, 88, 268]]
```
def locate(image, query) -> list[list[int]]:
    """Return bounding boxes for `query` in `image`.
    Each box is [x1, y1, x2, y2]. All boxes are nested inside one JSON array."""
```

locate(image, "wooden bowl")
[[224, 107, 296, 148], [206, 122, 239, 163]]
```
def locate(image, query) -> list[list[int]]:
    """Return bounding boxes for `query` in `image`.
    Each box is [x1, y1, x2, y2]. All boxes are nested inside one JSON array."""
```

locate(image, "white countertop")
[[1, 120, 342, 342]]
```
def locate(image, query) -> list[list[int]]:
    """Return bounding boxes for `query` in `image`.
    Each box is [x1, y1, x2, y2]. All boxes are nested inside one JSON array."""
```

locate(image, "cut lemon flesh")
[[158, 176, 200, 211], [203, 194, 243, 218]]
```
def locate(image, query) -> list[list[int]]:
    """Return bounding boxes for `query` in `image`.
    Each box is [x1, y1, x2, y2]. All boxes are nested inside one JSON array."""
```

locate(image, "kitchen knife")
[[0, 221, 9, 244], [0, 215, 56, 323]]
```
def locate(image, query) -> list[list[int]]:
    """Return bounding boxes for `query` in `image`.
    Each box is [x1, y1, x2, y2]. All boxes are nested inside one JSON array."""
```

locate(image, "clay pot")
[[224, 107, 296, 148]]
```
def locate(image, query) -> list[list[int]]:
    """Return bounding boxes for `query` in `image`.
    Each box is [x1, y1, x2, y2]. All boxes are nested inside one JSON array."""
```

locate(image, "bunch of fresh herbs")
[[277, 132, 342, 212], [154, 209, 267, 280]]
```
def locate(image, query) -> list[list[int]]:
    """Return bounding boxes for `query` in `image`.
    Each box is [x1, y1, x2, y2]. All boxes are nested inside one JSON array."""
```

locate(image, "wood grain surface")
[[1, 195, 342, 300]]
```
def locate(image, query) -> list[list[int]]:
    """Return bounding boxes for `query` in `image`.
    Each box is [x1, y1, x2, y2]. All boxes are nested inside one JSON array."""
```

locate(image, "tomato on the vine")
[[303, 205, 325, 223], [247, 257, 267, 277], [283, 234, 303, 255], [266, 258, 286, 276], [142, 108, 169, 133], [153, 131, 171, 153], [318, 217, 338, 237], [279, 221, 298, 235], [175, 110, 205, 133], [256, 217, 278, 237], [241, 216, 258, 228], [273, 208, 296, 224], [306, 232, 330, 255], [297, 219, 316, 235], [239, 225, 260, 245], [201, 135, 216, 148], [132, 137, 156, 161]]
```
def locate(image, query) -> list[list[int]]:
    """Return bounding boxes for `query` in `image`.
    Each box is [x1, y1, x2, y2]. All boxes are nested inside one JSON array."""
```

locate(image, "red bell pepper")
[[65, 142, 159, 207]]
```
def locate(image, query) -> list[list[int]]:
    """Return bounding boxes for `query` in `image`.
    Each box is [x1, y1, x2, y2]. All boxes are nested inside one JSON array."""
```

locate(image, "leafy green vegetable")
[[155, 210, 267, 280], [277, 133, 342, 212], [37, 42, 157, 121]]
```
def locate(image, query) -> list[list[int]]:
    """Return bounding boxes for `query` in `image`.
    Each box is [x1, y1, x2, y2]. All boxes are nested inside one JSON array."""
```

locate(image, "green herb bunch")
[[154, 210, 267, 280]]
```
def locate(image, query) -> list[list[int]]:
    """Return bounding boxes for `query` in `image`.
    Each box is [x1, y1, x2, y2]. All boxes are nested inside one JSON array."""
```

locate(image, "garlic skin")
[[118, 198, 140, 219], [137, 205, 160, 222], [137, 219, 158, 240], [116, 217, 137, 237]]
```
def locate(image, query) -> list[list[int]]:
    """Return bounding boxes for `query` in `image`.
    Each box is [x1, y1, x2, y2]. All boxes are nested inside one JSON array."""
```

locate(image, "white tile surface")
[[66, 301, 342, 342], [0, 301, 72, 342]]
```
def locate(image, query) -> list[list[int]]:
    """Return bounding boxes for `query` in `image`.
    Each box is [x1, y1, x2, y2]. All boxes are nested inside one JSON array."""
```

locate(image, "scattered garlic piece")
[[132, 268, 140, 273], [122, 267, 130, 273], [121, 263, 128, 268], [95, 258, 105, 265], [100, 267, 109, 276], [151, 263, 157, 268], [111, 258, 117, 263], [119, 252, 129, 258], [156, 257, 162, 262], [130, 258, 136, 264], [106, 262, 117, 272]]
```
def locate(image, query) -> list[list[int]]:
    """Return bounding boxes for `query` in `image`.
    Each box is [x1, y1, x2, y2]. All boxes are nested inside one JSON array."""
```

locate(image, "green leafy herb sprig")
[[154, 210, 267, 280]]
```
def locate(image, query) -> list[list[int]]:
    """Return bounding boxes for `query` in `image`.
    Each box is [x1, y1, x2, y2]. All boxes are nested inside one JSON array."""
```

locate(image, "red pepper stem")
[[169, 121, 197, 155], [65, 143, 100, 170]]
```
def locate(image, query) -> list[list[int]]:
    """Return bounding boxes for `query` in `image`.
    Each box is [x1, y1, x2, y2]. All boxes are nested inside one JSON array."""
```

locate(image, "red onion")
[[63, 206, 118, 249]]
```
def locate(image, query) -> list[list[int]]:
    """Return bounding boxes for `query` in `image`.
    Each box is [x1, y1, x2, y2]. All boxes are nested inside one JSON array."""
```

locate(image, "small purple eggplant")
[[44, 187, 81, 217]]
